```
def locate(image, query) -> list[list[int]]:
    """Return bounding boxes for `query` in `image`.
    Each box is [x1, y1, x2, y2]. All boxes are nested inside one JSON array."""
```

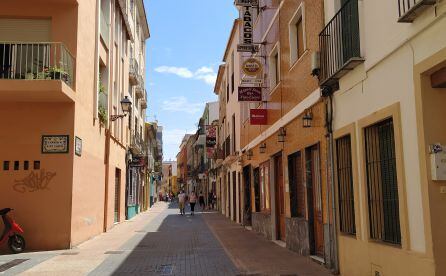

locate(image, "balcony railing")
[[319, 0, 363, 88], [398, 0, 436, 23], [224, 136, 231, 159], [131, 131, 146, 155], [0, 42, 75, 88], [135, 75, 144, 97]]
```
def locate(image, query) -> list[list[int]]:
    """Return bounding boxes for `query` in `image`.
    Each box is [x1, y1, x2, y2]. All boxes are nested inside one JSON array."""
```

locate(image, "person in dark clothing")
[[198, 191, 205, 210]]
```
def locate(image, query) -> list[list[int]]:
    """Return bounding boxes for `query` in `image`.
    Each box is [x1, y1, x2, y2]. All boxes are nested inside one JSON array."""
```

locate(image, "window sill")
[[289, 49, 309, 72]]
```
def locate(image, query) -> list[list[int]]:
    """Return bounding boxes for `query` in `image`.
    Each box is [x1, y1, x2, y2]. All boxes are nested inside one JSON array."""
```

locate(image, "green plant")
[[46, 66, 69, 83], [99, 73, 106, 94], [98, 105, 108, 126]]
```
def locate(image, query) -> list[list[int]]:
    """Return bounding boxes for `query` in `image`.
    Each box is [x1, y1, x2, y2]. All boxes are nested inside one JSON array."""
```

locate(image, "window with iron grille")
[[336, 135, 356, 235], [288, 151, 305, 218], [364, 118, 401, 245]]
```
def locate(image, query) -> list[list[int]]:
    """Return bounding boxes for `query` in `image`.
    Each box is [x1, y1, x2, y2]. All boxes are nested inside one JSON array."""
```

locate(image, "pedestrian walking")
[[211, 191, 217, 210], [178, 190, 186, 215], [189, 191, 197, 216], [199, 191, 205, 211]]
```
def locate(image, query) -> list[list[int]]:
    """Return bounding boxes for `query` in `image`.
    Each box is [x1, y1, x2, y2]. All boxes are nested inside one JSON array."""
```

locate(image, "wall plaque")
[[42, 135, 69, 154]]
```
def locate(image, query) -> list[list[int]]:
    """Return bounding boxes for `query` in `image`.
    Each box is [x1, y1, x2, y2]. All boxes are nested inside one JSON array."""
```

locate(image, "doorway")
[[306, 144, 324, 257], [114, 169, 121, 223], [243, 165, 252, 225], [274, 154, 286, 241], [232, 171, 237, 222], [227, 172, 231, 218]]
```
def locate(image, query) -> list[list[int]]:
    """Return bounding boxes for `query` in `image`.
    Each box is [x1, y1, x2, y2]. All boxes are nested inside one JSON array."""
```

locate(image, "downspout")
[[326, 93, 339, 274]]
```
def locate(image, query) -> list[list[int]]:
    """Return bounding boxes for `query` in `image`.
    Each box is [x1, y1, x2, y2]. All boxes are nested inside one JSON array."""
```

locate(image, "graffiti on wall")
[[13, 170, 57, 193]]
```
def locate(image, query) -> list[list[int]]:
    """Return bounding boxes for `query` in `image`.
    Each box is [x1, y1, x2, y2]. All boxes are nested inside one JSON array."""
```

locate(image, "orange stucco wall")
[[0, 103, 75, 250]]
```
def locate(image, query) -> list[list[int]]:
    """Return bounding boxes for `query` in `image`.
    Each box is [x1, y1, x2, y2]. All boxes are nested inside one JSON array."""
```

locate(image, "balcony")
[[0, 42, 76, 102], [100, 10, 110, 48], [398, 0, 436, 23], [319, 0, 364, 89], [130, 131, 145, 155], [224, 136, 231, 159], [129, 58, 138, 85], [135, 75, 144, 98]]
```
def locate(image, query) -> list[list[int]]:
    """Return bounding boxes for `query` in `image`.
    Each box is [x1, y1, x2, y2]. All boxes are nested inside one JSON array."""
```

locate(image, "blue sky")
[[144, 0, 238, 161]]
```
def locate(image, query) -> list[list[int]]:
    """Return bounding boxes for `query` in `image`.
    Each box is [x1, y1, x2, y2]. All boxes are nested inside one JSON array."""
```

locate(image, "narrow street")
[[0, 203, 329, 276]]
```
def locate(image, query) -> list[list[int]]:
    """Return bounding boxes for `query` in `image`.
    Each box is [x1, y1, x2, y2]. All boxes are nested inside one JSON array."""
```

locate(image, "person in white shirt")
[[178, 190, 186, 215]]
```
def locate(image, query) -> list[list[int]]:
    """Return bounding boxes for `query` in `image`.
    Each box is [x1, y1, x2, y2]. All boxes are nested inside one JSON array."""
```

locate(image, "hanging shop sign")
[[242, 58, 263, 76], [235, 0, 259, 6], [241, 78, 263, 85], [242, 6, 253, 45], [238, 86, 262, 101], [237, 44, 259, 53], [250, 109, 268, 125], [206, 125, 217, 148], [41, 135, 69, 154]]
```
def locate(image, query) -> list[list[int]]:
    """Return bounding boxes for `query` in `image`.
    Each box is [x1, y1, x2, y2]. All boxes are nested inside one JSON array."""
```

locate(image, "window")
[[288, 151, 305, 217], [254, 167, 261, 212], [232, 114, 236, 153], [24, 161, 29, 170], [226, 82, 229, 103], [34, 161, 40, 170], [364, 118, 401, 245], [259, 161, 270, 211], [269, 45, 280, 89], [3, 161, 9, 171], [231, 52, 235, 94], [289, 4, 305, 65], [336, 135, 356, 235], [14, 161, 19, 170]]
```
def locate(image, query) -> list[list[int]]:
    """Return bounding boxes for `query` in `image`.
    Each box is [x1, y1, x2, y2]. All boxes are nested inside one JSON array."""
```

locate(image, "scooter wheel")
[[8, 234, 25, 254]]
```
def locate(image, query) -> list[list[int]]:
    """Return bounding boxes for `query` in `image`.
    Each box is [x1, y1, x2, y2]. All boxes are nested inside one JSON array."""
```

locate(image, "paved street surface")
[[0, 202, 330, 275]]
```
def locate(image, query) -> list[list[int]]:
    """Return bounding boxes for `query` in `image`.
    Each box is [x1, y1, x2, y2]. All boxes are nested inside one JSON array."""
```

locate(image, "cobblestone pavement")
[[89, 203, 238, 276], [0, 202, 332, 275]]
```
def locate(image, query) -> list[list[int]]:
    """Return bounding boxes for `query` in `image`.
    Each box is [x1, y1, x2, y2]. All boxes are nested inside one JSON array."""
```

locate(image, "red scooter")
[[0, 208, 25, 253]]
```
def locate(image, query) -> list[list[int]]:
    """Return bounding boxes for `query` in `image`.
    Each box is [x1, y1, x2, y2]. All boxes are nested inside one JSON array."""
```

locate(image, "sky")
[[144, 0, 238, 161]]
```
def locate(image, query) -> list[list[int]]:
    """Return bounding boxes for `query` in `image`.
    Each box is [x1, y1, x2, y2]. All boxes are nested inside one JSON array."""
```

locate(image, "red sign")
[[250, 109, 267, 125], [238, 87, 262, 101]]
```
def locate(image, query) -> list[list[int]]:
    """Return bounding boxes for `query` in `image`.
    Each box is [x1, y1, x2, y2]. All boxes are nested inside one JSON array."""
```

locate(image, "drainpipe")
[[326, 93, 339, 274]]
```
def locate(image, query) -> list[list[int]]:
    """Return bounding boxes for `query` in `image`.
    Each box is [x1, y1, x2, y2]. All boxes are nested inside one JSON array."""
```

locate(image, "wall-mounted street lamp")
[[247, 149, 253, 160], [303, 109, 313, 128], [278, 127, 286, 143], [110, 96, 132, 121], [259, 142, 267, 153]]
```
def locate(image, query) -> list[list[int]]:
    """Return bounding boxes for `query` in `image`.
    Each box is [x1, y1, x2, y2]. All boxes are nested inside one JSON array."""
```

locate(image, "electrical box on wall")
[[430, 144, 446, 181]]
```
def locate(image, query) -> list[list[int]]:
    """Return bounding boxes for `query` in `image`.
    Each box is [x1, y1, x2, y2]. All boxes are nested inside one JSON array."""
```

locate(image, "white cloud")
[[155, 65, 217, 85], [162, 96, 204, 114], [155, 66, 194, 78]]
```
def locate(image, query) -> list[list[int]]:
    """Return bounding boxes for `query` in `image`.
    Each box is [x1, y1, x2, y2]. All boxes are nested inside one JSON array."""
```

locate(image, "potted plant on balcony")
[[46, 66, 69, 84], [98, 105, 108, 127]]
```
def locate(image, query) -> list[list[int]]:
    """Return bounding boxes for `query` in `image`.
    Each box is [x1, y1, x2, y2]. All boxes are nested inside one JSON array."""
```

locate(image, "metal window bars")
[[398, 0, 436, 23], [0, 42, 75, 88]]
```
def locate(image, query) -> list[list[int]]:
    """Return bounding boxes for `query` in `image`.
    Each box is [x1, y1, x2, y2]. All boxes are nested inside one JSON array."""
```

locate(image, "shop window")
[[3, 161, 9, 171], [288, 151, 305, 218], [336, 135, 356, 235], [34, 161, 40, 170], [14, 161, 19, 170], [253, 167, 260, 212], [364, 118, 401, 245], [260, 161, 270, 211]]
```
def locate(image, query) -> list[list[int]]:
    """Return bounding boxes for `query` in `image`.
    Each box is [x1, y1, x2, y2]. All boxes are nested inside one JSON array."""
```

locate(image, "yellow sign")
[[242, 58, 263, 76]]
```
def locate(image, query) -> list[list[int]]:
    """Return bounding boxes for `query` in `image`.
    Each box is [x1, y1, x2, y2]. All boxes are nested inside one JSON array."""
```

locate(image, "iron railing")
[[0, 42, 75, 88], [319, 0, 361, 87], [129, 58, 138, 78], [398, 0, 436, 22], [364, 118, 401, 245]]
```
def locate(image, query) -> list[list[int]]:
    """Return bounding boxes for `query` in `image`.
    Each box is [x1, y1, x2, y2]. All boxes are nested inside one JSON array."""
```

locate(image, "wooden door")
[[114, 169, 121, 223], [306, 145, 324, 257], [275, 155, 286, 241]]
